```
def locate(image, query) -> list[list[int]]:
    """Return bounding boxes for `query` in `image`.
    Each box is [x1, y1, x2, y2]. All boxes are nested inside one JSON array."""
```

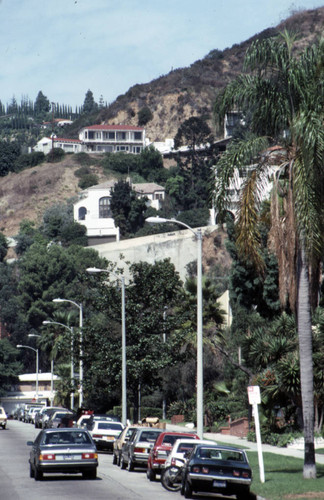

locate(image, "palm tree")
[[213, 31, 324, 478]]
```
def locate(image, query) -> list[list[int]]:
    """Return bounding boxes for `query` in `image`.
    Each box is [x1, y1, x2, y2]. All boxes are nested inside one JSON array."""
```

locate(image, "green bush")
[[74, 152, 93, 166], [78, 173, 99, 189], [14, 151, 45, 172], [247, 430, 297, 447], [46, 147, 65, 163]]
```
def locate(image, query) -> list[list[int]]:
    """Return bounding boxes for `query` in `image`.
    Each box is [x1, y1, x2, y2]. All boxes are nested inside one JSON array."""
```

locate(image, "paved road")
[[2, 420, 259, 500]]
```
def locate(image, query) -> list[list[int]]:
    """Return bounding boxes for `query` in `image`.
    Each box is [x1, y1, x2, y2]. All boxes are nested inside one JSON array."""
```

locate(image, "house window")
[[88, 131, 94, 139], [116, 145, 129, 152], [78, 207, 87, 220], [99, 197, 112, 218], [116, 131, 127, 140], [134, 132, 142, 140], [155, 193, 163, 200], [133, 146, 142, 154], [109, 132, 115, 139]]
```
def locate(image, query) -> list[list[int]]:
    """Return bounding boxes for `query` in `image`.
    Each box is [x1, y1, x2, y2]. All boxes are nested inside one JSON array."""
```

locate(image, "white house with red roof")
[[33, 136, 83, 155], [78, 124, 146, 154]]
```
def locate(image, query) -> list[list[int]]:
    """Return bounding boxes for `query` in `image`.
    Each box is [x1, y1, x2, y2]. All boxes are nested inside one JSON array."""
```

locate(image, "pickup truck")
[[0, 406, 7, 429]]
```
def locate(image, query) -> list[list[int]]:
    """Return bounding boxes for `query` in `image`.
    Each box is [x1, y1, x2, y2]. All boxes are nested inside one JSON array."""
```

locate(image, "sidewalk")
[[166, 422, 324, 463]]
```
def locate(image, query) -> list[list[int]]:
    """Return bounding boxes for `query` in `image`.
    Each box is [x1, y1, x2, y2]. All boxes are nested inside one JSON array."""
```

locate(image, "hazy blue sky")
[[1, 0, 323, 109]]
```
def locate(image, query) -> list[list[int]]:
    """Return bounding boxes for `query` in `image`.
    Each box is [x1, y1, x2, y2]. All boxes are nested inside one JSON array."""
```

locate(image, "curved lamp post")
[[87, 267, 127, 426], [17, 344, 39, 403], [43, 320, 75, 409], [53, 298, 83, 407], [146, 216, 204, 439]]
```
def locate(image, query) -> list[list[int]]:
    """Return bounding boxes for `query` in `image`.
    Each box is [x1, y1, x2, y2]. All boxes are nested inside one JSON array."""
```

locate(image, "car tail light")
[[40, 453, 55, 461], [202, 467, 209, 474], [171, 458, 177, 466], [242, 471, 250, 478], [92, 434, 103, 439], [192, 466, 200, 473], [134, 447, 145, 453], [233, 470, 240, 477], [82, 452, 97, 459]]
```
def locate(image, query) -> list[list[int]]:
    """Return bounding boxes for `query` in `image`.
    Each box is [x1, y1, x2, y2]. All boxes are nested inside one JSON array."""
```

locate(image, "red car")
[[146, 431, 199, 481]]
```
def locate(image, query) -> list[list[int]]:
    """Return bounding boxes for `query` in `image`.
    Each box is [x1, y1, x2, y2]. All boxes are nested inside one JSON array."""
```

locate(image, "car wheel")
[[128, 457, 134, 471], [34, 468, 43, 481], [29, 463, 34, 478], [184, 480, 192, 499], [117, 453, 121, 467], [236, 487, 250, 499], [120, 455, 127, 470], [83, 470, 97, 480], [113, 453, 117, 465], [146, 467, 156, 481]]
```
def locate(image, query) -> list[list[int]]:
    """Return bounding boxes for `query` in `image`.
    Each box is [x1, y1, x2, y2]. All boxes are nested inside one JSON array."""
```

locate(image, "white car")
[[89, 420, 124, 451], [164, 438, 216, 468], [0, 406, 7, 429]]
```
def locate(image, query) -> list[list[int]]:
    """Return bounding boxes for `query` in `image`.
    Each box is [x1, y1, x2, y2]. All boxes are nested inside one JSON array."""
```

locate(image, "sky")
[[0, 0, 324, 110]]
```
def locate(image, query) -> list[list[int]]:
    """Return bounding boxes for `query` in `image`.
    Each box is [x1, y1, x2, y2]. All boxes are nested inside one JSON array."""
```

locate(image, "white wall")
[[89, 226, 217, 283]]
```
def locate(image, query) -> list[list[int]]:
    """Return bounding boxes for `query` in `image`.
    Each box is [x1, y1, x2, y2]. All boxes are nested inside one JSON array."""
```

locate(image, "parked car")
[[120, 427, 163, 471], [27, 427, 98, 480], [147, 431, 199, 481], [164, 438, 215, 469], [41, 407, 66, 428], [113, 426, 139, 465], [47, 410, 74, 429], [181, 443, 252, 499], [0, 406, 7, 429], [161, 439, 215, 492], [89, 420, 124, 451]]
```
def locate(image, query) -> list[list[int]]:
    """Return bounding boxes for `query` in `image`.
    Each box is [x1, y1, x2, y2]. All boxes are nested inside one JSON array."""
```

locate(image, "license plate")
[[56, 454, 81, 460], [213, 480, 226, 488]]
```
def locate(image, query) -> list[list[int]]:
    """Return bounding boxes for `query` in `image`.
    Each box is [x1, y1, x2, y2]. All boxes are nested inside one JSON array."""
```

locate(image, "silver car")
[[120, 427, 163, 471], [27, 428, 98, 480]]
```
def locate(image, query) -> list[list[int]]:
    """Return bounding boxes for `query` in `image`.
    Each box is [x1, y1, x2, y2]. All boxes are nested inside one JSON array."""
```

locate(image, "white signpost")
[[248, 385, 265, 483]]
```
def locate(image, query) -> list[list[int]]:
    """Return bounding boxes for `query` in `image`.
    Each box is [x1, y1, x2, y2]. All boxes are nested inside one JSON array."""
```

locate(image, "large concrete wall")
[[89, 225, 217, 283]]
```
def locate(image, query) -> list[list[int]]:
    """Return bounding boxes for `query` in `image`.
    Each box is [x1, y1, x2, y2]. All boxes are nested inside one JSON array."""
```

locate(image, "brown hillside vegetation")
[[2, 6, 324, 238]]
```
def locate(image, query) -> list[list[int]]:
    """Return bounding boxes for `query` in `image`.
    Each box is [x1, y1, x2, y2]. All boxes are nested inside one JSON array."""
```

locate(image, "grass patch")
[[248, 451, 324, 499]]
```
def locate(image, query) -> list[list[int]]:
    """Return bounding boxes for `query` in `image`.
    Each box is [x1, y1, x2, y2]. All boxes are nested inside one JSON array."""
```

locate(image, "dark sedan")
[[181, 443, 252, 499], [27, 428, 98, 480]]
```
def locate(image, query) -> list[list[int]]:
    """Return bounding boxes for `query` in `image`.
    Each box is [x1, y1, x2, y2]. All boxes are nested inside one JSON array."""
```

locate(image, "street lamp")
[[43, 321, 75, 409], [146, 216, 204, 438], [53, 298, 83, 407], [87, 267, 127, 426], [17, 344, 39, 403]]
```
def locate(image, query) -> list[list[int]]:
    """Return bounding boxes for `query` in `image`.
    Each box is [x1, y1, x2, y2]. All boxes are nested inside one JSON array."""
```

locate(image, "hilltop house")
[[78, 124, 146, 154], [74, 180, 165, 245], [34, 124, 146, 155]]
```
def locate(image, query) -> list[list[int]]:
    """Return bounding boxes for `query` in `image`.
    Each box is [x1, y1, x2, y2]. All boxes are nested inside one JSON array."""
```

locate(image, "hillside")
[[1, 6, 324, 239], [92, 6, 324, 142]]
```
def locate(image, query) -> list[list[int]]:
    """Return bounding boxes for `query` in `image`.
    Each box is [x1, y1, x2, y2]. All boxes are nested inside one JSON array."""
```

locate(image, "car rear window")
[[163, 435, 195, 446], [197, 448, 245, 462], [140, 431, 161, 442], [97, 423, 123, 430], [177, 443, 196, 453], [44, 431, 91, 445]]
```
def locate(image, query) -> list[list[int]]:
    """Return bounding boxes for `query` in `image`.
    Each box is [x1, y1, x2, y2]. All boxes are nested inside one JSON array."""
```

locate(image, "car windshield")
[[139, 431, 161, 442], [197, 447, 245, 462], [97, 422, 123, 430], [43, 431, 91, 445]]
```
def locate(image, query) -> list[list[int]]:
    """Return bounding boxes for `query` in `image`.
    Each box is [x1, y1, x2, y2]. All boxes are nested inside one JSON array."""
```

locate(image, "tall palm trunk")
[[297, 245, 316, 479]]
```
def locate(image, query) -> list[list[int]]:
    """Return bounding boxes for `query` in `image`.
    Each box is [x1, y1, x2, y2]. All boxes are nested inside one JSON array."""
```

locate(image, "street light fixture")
[[42, 320, 75, 409], [53, 298, 83, 407], [87, 267, 127, 426], [146, 216, 204, 438], [17, 344, 39, 403]]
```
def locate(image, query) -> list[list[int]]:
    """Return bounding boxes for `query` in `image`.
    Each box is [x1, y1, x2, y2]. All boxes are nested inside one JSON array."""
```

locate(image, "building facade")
[[78, 124, 146, 154]]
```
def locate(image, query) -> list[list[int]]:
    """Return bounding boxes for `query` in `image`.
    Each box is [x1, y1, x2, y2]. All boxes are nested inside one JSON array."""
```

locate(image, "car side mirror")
[[26, 441, 34, 446]]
